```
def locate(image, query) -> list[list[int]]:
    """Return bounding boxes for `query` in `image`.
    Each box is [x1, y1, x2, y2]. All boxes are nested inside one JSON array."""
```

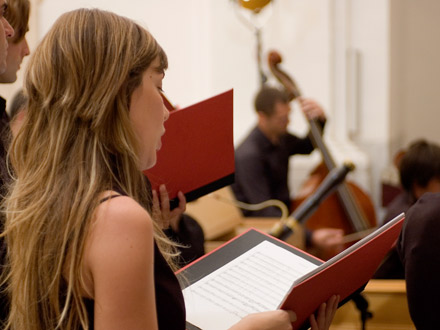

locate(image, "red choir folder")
[[178, 213, 405, 330], [144, 89, 234, 207]]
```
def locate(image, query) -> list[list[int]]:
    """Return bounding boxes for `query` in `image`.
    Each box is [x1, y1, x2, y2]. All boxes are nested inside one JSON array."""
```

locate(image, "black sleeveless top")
[[83, 195, 186, 329]]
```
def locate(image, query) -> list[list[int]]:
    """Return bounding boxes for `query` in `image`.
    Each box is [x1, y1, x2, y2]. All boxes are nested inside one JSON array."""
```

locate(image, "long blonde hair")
[[3, 8, 175, 330]]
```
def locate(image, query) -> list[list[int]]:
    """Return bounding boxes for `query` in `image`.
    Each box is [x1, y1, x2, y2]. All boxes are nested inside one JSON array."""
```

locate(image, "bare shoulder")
[[92, 194, 153, 240], [84, 194, 155, 292]]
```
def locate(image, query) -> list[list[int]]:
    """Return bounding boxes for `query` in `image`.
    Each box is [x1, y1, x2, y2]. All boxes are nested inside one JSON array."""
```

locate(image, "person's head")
[[0, 0, 30, 83], [254, 86, 291, 141], [0, 0, 15, 74], [5, 8, 170, 329], [20, 8, 169, 173], [399, 139, 440, 199]]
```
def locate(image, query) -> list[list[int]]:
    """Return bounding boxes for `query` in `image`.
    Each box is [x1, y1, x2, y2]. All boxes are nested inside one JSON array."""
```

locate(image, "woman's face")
[[129, 57, 169, 170]]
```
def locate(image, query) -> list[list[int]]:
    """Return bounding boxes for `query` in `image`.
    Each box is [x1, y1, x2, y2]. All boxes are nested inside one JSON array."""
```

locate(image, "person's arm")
[[229, 310, 296, 330], [291, 98, 326, 155], [85, 195, 159, 330], [285, 133, 316, 156]]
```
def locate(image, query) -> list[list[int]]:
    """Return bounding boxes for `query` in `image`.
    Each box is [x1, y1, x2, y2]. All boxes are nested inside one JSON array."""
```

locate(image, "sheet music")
[[183, 240, 319, 330]]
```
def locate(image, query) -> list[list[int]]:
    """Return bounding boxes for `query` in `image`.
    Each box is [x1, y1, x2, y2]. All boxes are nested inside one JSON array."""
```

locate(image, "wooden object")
[[330, 280, 414, 330]]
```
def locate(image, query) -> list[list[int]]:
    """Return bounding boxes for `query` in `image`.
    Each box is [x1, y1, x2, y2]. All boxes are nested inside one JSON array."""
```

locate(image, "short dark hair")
[[5, 0, 30, 43], [254, 86, 289, 116], [399, 139, 440, 192]]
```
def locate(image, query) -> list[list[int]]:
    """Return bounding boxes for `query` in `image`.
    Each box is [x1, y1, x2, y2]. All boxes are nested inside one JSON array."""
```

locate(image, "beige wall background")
[[390, 0, 440, 152]]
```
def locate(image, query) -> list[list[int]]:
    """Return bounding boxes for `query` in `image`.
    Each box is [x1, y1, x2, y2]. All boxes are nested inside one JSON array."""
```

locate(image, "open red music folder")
[[178, 213, 405, 330], [144, 89, 234, 207]]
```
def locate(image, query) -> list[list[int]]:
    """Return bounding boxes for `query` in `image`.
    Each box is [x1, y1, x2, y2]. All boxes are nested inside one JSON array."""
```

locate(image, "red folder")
[[280, 214, 404, 329], [144, 90, 234, 207], [179, 213, 405, 330]]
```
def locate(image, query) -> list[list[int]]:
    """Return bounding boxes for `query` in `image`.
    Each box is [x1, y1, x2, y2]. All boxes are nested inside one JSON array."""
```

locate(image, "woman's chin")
[[142, 154, 157, 171]]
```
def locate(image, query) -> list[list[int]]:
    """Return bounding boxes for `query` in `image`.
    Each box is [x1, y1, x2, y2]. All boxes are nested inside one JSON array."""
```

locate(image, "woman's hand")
[[229, 310, 297, 330], [228, 294, 338, 330], [309, 295, 340, 330], [152, 184, 186, 231]]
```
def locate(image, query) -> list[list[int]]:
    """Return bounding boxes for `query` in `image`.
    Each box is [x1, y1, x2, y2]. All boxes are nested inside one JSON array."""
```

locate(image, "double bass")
[[267, 50, 377, 258]]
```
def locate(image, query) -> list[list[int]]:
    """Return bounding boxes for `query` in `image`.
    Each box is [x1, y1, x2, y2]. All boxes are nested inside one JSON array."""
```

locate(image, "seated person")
[[232, 86, 343, 251], [232, 86, 325, 217], [375, 139, 440, 279], [397, 192, 440, 329]]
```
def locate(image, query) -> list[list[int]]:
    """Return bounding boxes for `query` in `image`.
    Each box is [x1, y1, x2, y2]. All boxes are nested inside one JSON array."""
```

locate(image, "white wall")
[[38, 0, 215, 109], [330, 0, 392, 215], [36, 0, 331, 143], [390, 0, 440, 151]]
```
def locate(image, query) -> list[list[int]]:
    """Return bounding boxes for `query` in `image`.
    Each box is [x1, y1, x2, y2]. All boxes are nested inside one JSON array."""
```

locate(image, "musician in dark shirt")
[[232, 86, 344, 251]]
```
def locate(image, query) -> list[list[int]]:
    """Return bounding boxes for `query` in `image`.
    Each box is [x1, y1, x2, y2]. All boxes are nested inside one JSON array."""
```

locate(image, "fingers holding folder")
[[309, 295, 340, 330], [228, 295, 339, 330]]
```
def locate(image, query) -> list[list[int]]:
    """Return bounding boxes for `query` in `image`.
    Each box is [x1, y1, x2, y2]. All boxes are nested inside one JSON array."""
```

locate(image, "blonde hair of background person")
[[2, 8, 338, 330]]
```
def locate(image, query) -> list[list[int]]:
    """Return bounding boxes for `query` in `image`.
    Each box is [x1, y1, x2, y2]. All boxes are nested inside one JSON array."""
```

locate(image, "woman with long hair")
[[2, 8, 338, 330]]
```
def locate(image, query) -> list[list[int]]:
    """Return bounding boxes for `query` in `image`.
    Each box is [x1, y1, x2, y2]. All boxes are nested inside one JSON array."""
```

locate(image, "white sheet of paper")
[[183, 240, 319, 330]]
